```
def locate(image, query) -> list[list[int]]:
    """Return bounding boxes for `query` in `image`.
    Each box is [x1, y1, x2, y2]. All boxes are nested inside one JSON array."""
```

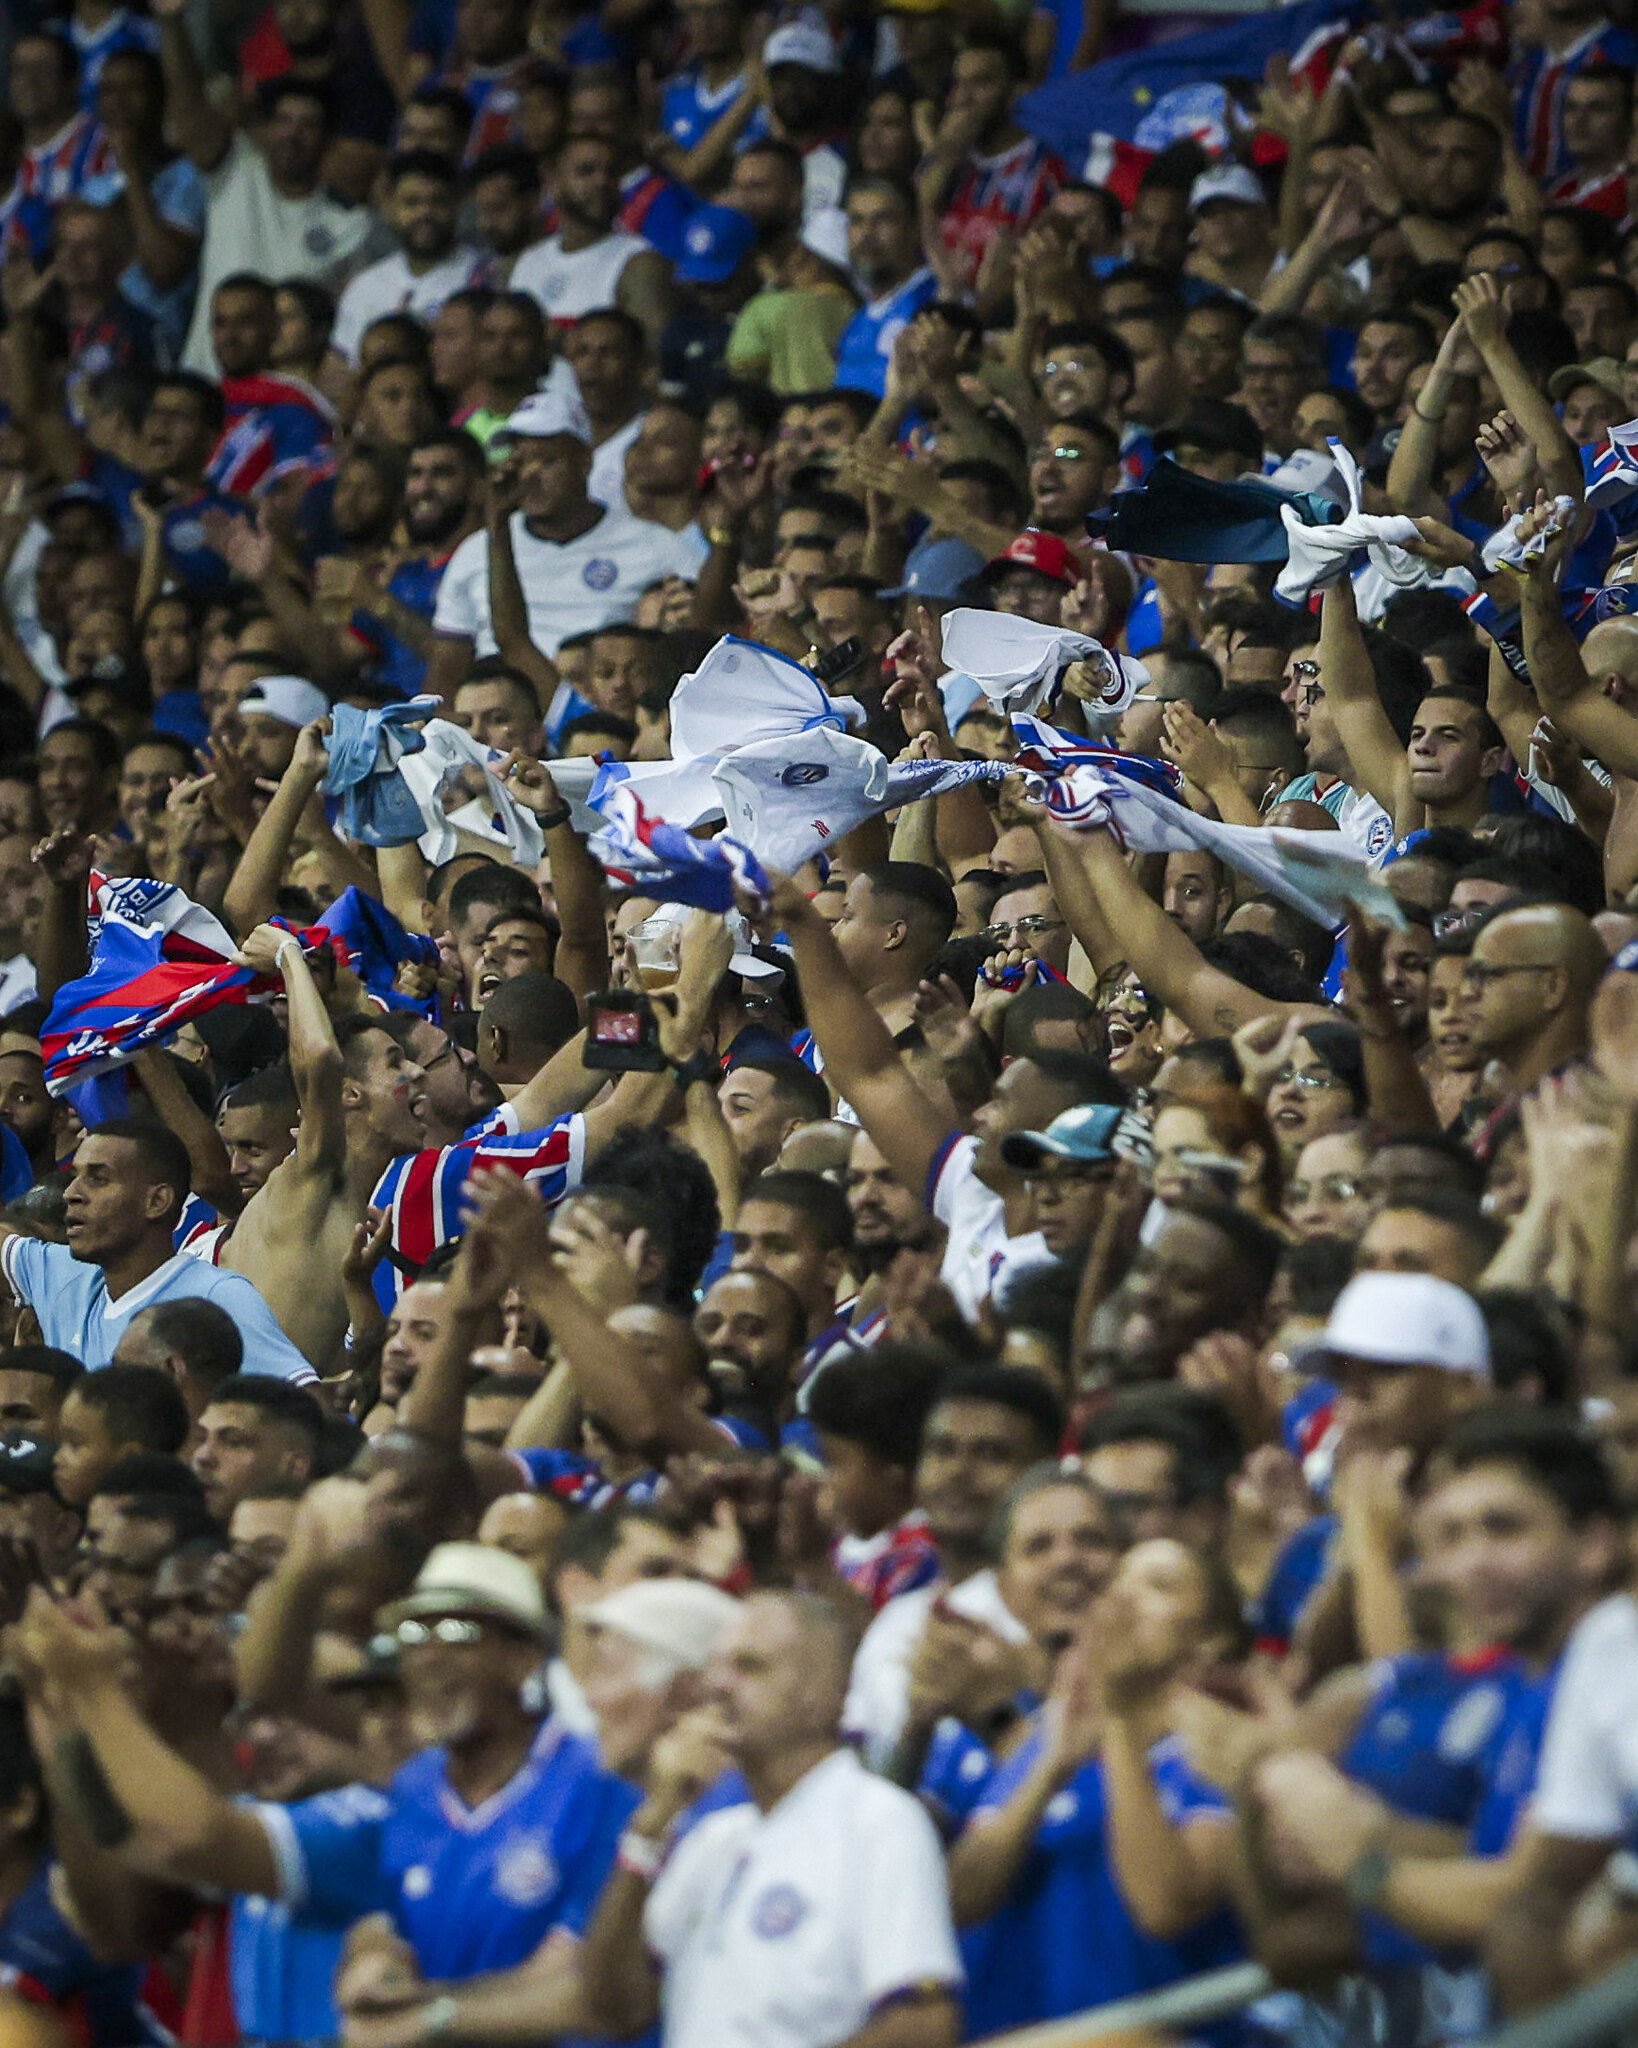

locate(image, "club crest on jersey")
[[494, 1836, 560, 1906], [1439, 1683, 1506, 1763], [751, 1883, 808, 1938], [780, 764, 829, 787], [582, 558, 618, 591]]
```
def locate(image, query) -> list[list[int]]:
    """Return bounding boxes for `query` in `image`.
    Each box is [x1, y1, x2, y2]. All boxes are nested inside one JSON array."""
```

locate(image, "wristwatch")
[[1345, 1844, 1395, 1908], [535, 803, 572, 832]]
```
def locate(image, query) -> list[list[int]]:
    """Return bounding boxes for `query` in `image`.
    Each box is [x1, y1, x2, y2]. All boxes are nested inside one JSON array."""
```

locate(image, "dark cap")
[[0, 1431, 63, 1500], [1154, 399, 1262, 468]]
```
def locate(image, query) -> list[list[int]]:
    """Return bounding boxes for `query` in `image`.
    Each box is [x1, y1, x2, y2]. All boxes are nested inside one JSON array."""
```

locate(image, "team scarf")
[[589, 784, 772, 917], [1011, 723, 1405, 932], [1585, 420, 1638, 509], [42, 875, 435, 1096], [42, 875, 269, 1095], [315, 886, 440, 1013]]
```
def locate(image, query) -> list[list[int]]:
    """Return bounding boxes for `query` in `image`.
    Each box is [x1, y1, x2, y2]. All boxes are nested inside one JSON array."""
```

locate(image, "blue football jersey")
[[958, 1725, 1244, 2041], [260, 1720, 639, 1979]]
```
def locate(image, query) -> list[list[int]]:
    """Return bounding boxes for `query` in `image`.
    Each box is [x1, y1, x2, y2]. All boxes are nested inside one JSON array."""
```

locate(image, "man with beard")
[[511, 132, 670, 350], [834, 178, 938, 400], [430, 390, 698, 695], [846, 1368, 1066, 1772], [330, 154, 487, 372], [328, 429, 486, 696], [195, 273, 337, 497]]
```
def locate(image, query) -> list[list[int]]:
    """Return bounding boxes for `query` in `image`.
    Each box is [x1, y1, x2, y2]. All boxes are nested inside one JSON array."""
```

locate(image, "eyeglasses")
[[1287, 1175, 1359, 1203], [392, 1616, 488, 1647], [1271, 1063, 1345, 1090], [1459, 961, 1556, 989], [982, 915, 1066, 943]]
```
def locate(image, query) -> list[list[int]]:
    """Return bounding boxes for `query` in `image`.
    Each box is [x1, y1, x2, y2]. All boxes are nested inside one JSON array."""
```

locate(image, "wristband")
[[670, 1049, 719, 1091], [535, 804, 572, 832], [617, 1829, 667, 1881], [1411, 404, 1446, 424], [275, 938, 303, 969], [1344, 1843, 1395, 1908], [421, 1995, 460, 2038], [706, 526, 738, 548]]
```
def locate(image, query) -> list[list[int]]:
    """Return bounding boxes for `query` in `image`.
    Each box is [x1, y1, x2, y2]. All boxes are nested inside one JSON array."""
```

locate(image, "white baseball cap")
[[379, 1540, 554, 1642], [763, 20, 840, 71], [1189, 163, 1268, 211], [580, 1578, 741, 1669], [1311, 1272, 1492, 1378], [801, 206, 851, 270], [238, 675, 329, 729], [494, 389, 592, 446]]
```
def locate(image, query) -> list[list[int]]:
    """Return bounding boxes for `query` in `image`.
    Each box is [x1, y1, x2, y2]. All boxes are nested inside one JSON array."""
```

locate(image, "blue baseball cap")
[[676, 204, 757, 285], [1001, 1102, 1125, 1171], [878, 536, 987, 601]]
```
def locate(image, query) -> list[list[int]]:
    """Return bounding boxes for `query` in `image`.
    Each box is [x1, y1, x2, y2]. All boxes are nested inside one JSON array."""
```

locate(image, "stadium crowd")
[[15, 0, 1638, 2042]]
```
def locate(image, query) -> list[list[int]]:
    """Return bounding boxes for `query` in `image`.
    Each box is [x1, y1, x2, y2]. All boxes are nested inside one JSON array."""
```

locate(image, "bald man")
[[1460, 902, 1608, 1093]]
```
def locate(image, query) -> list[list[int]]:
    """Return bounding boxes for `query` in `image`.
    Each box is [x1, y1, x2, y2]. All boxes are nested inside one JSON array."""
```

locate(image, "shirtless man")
[[220, 911, 729, 1364]]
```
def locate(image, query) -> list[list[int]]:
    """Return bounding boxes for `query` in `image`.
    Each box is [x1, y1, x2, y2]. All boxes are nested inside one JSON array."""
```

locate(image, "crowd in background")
[[13, 0, 1638, 2043]]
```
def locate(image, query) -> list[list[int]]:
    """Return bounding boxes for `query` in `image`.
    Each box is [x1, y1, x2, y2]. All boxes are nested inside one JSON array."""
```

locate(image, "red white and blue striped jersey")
[[0, 113, 117, 261], [369, 1115, 586, 1312], [936, 135, 1065, 294], [208, 372, 337, 497], [1512, 20, 1638, 181]]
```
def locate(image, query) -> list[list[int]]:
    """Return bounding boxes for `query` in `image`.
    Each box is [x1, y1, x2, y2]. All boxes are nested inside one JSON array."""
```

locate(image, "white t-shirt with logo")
[[331, 245, 489, 363], [510, 230, 648, 324], [183, 134, 372, 373], [432, 504, 699, 658], [644, 1748, 961, 2048]]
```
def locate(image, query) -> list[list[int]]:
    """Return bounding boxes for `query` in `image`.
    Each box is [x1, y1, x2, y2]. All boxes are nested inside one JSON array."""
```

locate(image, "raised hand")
[[1452, 270, 1507, 353], [460, 1163, 554, 1273], [1161, 700, 1235, 792], [548, 1204, 643, 1314], [200, 504, 274, 582], [500, 753, 562, 817], [32, 827, 93, 888], [1474, 410, 1539, 512]]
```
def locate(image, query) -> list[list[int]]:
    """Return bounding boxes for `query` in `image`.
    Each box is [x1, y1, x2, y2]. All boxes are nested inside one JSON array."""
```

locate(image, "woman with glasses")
[[1261, 1021, 1367, 1168]]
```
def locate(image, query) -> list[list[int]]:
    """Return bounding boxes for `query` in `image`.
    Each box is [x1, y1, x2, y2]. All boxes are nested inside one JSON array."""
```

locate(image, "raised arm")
[[1317, 580, 1411, 827], [501, 757, 608, 1010], [485, 478, 560, 708], [222, 720, 332, 935], [461, 1168, 729, 1464], [245, 924, 346, 1177], [1040, 816, 1298, 1036], [1521, 510, 1638, 778], [769, 875, 953, 1197], [153, 0, 234, 172], [17, 1592, 281, 1896], [133, 1048, 237, 1215], [1454, 274, 1581, 503]]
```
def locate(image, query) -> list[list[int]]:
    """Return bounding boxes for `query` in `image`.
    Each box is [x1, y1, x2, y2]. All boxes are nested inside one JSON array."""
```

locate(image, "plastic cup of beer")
[[629, 918, 680, 990]]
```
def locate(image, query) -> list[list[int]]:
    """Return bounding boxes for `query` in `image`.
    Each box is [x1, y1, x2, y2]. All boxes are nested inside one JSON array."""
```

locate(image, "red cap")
[[982, 528, 1077, 587]]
